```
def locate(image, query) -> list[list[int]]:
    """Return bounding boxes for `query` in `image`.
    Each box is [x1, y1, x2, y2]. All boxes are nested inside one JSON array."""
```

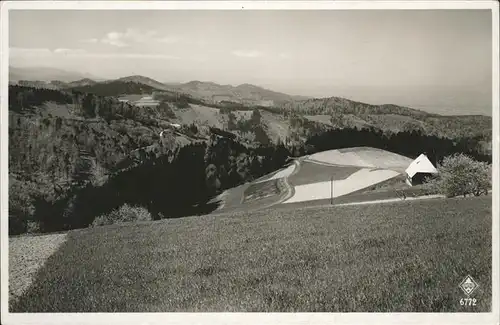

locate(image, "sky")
[[9, 9, 493, 115]]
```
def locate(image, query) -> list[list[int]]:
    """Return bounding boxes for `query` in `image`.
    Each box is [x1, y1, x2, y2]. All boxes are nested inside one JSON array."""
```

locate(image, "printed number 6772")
[[460, 298, 477, 306]]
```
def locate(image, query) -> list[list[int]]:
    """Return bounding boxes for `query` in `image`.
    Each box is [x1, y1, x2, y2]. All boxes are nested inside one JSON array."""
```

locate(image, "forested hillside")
[[69, 80, 160, 97], [8, 84, 492, 235], [12, 74, 491, 141], [282, 97, 492, 140]]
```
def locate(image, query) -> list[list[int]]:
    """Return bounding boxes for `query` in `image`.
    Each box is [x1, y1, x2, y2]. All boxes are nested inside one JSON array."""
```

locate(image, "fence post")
[[331, 176, 334, 205]]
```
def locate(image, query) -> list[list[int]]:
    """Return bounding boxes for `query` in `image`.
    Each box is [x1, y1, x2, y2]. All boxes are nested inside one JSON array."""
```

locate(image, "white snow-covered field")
[[255, 163, 296, 184], [284, 168, 401, 203]]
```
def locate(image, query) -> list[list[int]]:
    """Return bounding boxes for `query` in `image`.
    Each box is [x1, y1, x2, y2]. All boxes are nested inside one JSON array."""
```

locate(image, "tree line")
[[9, 136, 291, 234], [10, 122, 491, 235]]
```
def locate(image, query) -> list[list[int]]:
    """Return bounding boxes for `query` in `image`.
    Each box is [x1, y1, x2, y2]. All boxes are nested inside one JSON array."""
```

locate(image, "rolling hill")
[[169, 80, 310, 106], [9, 66, 100, 83], [10, 73, 492, 145], [65, 78, 98, 88], [211, 147, 417, 215], [113, 75, 174, 91], [65, 78, 492, 141], [16, 74, 308, 107], [9, 70, 492, 141], [68, 80, 161, 97], [9, 194, 492, 312]]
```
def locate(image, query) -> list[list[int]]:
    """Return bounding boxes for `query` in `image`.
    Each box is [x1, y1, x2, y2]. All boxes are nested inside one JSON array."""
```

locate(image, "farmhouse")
[[209, 127, 236, 140], [405, 153, 439, 186]]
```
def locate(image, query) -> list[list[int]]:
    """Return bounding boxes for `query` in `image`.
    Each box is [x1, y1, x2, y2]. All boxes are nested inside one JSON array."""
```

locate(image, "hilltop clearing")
[[212, 148, 413, 212], [307, 147, 413, 171]]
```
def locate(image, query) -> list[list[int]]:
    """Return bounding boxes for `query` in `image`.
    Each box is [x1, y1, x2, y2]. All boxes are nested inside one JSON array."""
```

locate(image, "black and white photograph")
[[1, 1, 498, 323]]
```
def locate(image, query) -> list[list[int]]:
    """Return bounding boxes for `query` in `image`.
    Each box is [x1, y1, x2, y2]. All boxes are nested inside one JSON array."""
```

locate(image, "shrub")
[[91, 204, 153, 227], [158, 101, 176, 119], [174, 98, 190, 109], [9, 179, 37, 235], [426, 153, 491, 198]]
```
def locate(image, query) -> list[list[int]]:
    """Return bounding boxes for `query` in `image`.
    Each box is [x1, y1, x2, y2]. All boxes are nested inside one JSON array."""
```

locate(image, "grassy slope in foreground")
[[12, 196, 491, 312]]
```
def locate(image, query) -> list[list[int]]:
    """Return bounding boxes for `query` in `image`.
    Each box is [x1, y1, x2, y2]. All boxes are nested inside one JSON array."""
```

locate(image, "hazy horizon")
[[9, 9, 493, 115]]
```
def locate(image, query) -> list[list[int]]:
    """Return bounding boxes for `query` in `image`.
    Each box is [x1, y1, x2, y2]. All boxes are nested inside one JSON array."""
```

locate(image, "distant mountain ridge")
[[112, 75, 173, 91], [9, 66, 100, 83], [69, 80, 160, 97], [8, 67, 491, 119], [9, 67, 307, 106], [67, 78, 98, 88], [169, 80, 310, 106]]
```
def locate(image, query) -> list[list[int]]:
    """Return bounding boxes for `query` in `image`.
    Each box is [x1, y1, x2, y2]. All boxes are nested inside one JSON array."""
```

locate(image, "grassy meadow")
[[11, 196, 491, 312]]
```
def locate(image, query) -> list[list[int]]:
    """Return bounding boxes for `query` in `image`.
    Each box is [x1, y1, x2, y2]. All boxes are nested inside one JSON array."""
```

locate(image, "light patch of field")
[[284, 168, 401, 203], [335, 194, 444, 207], [260, 111, 289, 143], [175, 104, 223, 128], [344, 114, 373, 129], [9, 233, 68, 304], [41, 102, 74, 118], [304, 114, 372, 130], [118, 94, 146, 102], [254, 164, 296, 184], [304, 115, 332, 126], [307, 147, 412, 172], [233, 110, 253, 120], [367, 114, 427, 133]]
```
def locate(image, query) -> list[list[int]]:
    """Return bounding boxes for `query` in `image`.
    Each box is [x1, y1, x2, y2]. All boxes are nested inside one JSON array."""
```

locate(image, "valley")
[[7, 68, 493, 313]]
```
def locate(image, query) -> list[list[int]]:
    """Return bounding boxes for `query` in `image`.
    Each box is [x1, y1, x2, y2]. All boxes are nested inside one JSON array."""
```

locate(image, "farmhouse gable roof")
[[405, 154, 438, 178]]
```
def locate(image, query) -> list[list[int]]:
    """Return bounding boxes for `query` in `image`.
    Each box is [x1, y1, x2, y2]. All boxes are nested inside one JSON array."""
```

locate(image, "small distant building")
[[133, 96, 160, 108], [259, 99, 274, 107], [160, 123, 182, 137], [405, 153, 439, 186]]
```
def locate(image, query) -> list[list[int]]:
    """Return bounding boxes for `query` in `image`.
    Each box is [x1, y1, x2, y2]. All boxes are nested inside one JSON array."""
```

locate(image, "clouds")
[[81, 38, 99, 44], [101, 32, 129, 47], [10, 47, 179, 60], [9, 47, 52, 57], [53, 48, 87, 55], [231, 50, 292, 60], [231, 50, 264, 58], [83, 28, 179, 47]]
